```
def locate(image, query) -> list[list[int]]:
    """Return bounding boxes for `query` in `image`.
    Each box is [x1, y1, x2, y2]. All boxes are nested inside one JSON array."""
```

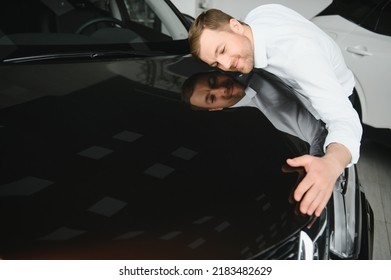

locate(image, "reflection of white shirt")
[[231, 71, 326, 156], [244, 4, 362, 164]]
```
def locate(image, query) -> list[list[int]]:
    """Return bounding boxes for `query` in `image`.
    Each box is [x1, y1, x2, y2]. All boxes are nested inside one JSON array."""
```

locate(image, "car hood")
[[0, 55, 323, 259], [253, 0, 332, 19]]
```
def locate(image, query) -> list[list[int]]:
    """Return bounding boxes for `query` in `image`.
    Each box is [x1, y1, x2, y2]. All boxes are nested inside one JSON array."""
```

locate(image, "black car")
[[0, 0, 373, 260]]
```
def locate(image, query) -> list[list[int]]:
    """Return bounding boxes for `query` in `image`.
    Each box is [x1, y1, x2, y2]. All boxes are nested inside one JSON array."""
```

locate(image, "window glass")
[[374, 1, 391, 35], [0, 0, 188, 46], [320, 0, 391, 35], [123, 0, 188, 41]]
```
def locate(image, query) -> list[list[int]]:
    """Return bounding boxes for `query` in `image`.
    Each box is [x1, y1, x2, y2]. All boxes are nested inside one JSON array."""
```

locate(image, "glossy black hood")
[[0, 55, 324, 259]]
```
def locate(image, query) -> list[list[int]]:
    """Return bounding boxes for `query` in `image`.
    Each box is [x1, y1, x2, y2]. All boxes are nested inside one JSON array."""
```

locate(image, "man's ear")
[[229, 19, 243, 34]]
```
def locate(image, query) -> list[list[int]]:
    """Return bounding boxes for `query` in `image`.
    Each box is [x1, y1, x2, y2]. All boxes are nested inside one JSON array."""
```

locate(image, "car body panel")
[[313, 15, 391, 129], [0, 56, 313, 259], [237, 0, 332, 19]]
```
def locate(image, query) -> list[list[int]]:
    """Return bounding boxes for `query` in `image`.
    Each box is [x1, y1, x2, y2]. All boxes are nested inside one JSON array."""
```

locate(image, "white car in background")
[[199, 0, 391, 145], [310, 0, 391, 146]]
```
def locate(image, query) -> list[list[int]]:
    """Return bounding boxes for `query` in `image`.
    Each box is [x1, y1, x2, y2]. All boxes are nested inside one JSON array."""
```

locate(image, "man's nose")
[[212, 87, 227, 98], [217, 56, 232, 71]]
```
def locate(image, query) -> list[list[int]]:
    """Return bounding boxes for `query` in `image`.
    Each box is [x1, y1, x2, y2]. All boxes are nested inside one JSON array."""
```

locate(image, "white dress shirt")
[[244, 4, 362, 164]]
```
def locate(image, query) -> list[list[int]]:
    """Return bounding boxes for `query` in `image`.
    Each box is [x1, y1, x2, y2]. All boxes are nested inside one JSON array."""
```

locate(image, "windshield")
[[319, 0, 391, 35], [0, 0, 190, 61]]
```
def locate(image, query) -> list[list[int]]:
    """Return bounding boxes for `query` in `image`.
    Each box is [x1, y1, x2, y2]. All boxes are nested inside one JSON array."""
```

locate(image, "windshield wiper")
[[2, 49, 166, 63]]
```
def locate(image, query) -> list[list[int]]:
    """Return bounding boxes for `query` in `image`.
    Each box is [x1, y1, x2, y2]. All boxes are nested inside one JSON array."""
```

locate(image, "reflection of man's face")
[[190, 73, 246, 110]]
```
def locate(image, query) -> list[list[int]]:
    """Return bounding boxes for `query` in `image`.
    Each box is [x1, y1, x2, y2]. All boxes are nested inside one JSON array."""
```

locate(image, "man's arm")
[[283, 42, 362, 166], [286, 142, 351, 216]]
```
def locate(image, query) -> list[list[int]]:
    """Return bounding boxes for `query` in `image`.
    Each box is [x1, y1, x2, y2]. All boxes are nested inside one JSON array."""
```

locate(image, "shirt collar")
[[230, 87, 256, 108], [248, 24, 268, 68]]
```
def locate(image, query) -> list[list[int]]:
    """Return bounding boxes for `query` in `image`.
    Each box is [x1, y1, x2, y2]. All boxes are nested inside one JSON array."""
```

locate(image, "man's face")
[[198, 19, 254, 74], [190, 73, 246, 110]]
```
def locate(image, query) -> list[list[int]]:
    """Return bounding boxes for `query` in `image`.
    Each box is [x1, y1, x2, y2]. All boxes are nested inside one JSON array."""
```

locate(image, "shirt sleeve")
[[284, 46, 362, 165]]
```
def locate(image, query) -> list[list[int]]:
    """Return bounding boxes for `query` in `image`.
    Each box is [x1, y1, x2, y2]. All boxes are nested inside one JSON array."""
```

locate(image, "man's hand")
[[286, 143, 352, 217]]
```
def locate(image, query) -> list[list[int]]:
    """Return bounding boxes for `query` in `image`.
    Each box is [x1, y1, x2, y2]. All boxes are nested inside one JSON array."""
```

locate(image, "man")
[[187, 4, 362, 217]]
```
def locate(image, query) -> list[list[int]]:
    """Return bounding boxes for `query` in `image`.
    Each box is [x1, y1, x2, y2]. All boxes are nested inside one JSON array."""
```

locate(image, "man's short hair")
[[188, 9, 233, 59]]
